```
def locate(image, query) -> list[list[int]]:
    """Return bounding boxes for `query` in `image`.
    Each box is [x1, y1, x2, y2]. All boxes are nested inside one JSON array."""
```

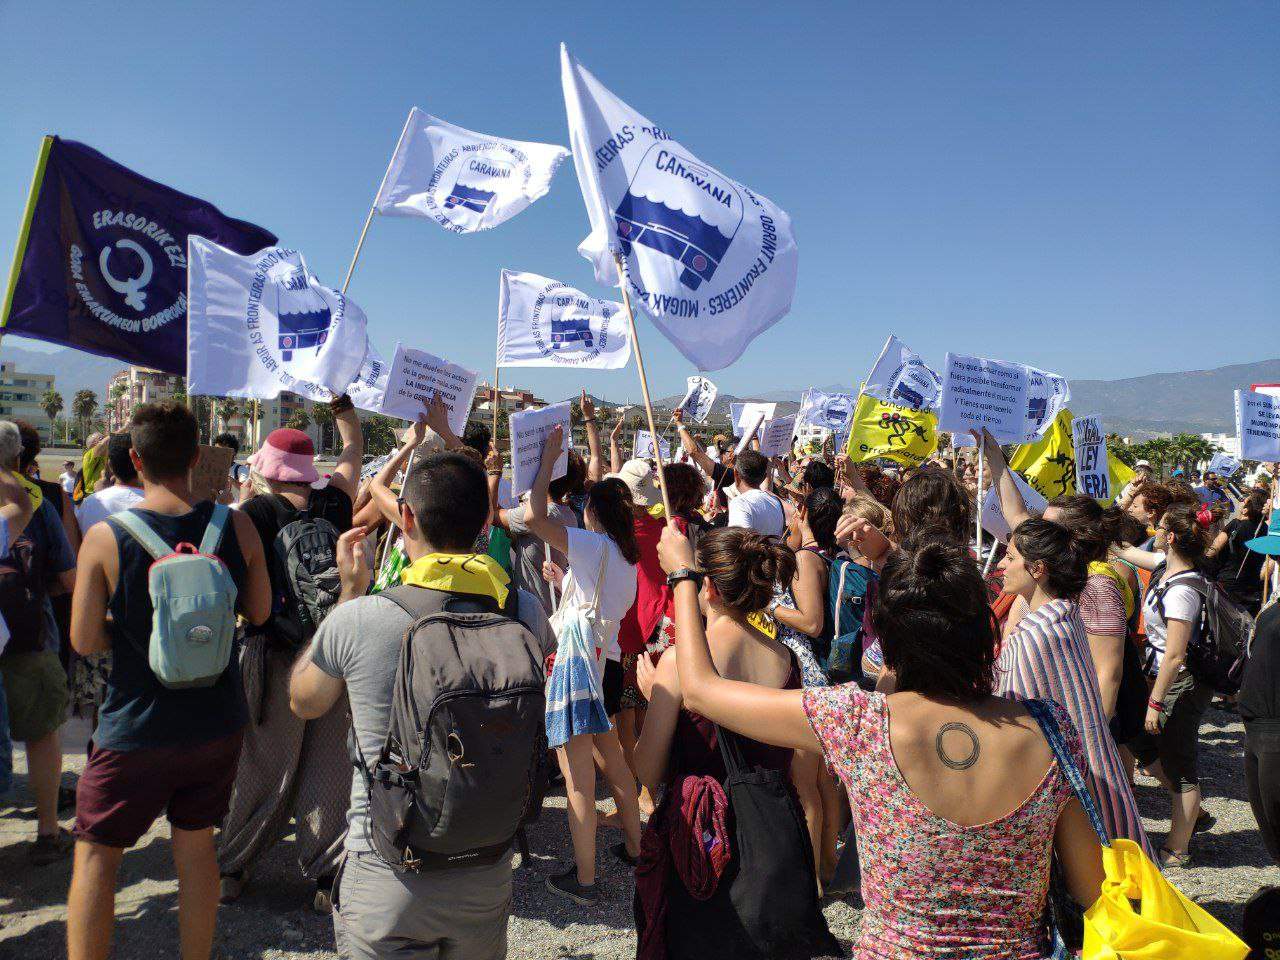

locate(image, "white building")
[[0, 361, 57, 444], [1201, 432, 1241, 459]]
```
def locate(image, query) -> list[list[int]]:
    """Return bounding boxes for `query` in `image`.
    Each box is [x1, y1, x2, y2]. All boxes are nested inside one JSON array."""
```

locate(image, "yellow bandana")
[[400, 552, 510, 608], [17, 475, 43, 510], [747, 609, 778, 639]]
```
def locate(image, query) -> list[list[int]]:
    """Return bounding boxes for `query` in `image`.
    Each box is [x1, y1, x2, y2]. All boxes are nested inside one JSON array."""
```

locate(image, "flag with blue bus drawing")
[[186, 239, 368, 401], [561, 44, 798, 372], [1207, 452, 1242, 478], [496, 270, 631, 369], [862, 335, 942, 412], [797, 389, 857, 435], [374, 108, 569, 234]]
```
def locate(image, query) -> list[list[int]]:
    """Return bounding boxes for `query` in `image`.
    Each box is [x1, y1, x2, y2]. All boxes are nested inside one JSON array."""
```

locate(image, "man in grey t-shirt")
[[290, 451, 553, 960]]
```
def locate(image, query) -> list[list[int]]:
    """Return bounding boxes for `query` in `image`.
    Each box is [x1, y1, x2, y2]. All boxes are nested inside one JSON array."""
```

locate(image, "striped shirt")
[[996, 597, 1153, 856]]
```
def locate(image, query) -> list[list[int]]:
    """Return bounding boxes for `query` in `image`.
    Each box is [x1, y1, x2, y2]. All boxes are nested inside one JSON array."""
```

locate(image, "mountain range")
[[3, 338, 1274, 439]]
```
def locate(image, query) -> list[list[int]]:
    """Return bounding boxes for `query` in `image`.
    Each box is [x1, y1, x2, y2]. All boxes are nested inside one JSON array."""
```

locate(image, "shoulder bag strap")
[[109, 510, 174, 561], [832, 560, 850, 639], [588, 538, 609, 616], [1022, 698, 1109, 846], [198, 503, 231, 555], [714, 722, 750, 779]]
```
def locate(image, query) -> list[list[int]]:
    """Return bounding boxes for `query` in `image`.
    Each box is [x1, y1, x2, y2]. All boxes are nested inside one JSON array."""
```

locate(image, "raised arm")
[[674, 408, 716, 477], [581, 391, 604, 483], [659, 525, 819, 752], [368, 409, 429, 530], [609, 416, 625, 474], [772, 545, 826, 637], [525, 426, 570, 558], [328, 395, 364, 502], [1109, 543, 1166, 572], [976, 428, 1030, 531]]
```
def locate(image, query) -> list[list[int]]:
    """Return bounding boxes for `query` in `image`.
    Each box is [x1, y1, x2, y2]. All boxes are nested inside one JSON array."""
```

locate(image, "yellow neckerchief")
[[747, 609, 778, 639], [16, 474, 43, 510], [1088, 559, 1135, 619], [400, 552, 509, 608]]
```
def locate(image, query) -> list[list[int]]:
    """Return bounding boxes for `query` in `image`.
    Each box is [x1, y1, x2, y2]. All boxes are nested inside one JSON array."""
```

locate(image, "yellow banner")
[[1009, 409, 1132, 505], [846, 394, 938, 467]]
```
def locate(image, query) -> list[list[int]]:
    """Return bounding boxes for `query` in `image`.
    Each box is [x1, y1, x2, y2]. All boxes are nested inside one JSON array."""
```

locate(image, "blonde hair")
[[843, 493, 888, 531], [249, 468, 311, 498]]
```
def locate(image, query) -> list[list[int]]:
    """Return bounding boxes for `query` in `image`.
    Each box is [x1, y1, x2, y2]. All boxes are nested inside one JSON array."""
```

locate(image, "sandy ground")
[[0, 706, 1272, 959]]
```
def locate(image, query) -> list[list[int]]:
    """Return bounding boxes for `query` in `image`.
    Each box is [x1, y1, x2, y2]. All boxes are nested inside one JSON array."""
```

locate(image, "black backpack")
[[1153, 567, 1253, 696], [267, 495, 341, 647], [354, 583, 546, 872], [0, 532, 49, 656]]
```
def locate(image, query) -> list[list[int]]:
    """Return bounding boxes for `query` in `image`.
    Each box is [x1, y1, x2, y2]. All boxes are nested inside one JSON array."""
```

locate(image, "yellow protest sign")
[[1009, 409, 1132, 505], [846, 394, 938, 467]]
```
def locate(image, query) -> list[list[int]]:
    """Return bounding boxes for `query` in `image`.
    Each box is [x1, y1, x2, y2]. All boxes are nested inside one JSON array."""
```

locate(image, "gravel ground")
[[0, 705, 1270, 959]]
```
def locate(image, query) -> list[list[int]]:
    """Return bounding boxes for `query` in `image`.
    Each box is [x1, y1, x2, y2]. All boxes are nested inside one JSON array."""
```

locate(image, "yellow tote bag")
[[1081, 839, 1246, 960]]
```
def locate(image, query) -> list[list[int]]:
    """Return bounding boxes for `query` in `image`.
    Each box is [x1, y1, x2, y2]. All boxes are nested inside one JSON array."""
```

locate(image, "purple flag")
[[1, 137, 275, 375]]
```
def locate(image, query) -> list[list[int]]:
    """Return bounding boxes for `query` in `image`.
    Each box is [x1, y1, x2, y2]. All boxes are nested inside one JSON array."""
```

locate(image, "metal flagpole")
[[613, 252, 673, 522], [975, 440, 985, 563]]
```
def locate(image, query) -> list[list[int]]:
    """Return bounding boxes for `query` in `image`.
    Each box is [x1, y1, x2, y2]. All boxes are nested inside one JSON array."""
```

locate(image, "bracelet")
[[1147, 698, 1165, 713], [329, 393, 354, 414], [666, 568, 703, 589], [486, 469, 502, 477]]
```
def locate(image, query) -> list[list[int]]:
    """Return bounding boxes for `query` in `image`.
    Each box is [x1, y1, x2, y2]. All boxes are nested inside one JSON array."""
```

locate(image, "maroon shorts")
[[74, 730, 244, 848]]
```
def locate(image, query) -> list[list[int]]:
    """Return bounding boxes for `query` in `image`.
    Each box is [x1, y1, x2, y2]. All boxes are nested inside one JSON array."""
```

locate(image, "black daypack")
[[355, 583, 546, 872], [0, 532, 48, 656], [1154, 567, 1253, 696], [268, 496, 341, 647]]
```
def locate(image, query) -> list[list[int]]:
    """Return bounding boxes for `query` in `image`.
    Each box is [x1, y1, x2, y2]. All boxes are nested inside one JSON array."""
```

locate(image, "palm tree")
[[72, 389, 99, 445], [286, 409, 311, 432], [310, 401, 334, 455], [40, 389, 64, 444]]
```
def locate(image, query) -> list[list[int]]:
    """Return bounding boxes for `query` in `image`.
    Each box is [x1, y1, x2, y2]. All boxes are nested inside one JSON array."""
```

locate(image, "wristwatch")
[[666, 568, 703, 588]]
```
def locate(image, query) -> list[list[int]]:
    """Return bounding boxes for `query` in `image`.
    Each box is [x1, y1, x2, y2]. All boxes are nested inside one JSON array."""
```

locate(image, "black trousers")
[[1245, 719, 1280, 866]]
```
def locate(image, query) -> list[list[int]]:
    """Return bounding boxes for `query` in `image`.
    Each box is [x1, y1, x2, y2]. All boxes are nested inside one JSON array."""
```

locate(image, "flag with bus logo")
[[560, 44, 798, 371], [1009, 410, 1133, 505], [496, 269, 631, 369], [374, 108, 569, 234], [845, 394, 938, 467], [186, 238, 368, 401]]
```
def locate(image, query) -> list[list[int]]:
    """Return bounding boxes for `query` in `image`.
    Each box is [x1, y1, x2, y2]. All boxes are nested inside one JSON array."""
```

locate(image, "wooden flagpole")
[[491, 366, 500, 445], [613, 252, 673, 522], [340, 110, 413, 298], [0, 136, 55, 356]]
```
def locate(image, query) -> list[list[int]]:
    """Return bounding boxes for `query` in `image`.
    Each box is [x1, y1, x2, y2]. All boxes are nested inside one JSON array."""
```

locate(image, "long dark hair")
[[586, 478, 640, 564], [892, 468, 973, 544], [1011, 518, 1089, 599], [873, 536, 997, 701], [697, 528, 795, 617], [805, 487, 843, 555], [1161, 503, 1211, 565], [1046, 494, 1125, 563]]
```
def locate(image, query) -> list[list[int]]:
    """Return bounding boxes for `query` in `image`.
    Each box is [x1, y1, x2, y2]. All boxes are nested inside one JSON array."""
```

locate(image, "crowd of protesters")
[[0, 395, 1275, 959]]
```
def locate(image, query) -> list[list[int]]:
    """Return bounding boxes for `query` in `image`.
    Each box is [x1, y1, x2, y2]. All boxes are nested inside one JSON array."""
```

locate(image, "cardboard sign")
[[509, 401, 571, 497], [190, 444, 235, 504], [1071, 415, 1110, 501], [758, 415, 797, 458], [381, 344, 479, 436]]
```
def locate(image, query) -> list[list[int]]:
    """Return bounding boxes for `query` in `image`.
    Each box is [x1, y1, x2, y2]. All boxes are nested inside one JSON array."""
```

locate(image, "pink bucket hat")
[[249, 428, 319, 484]]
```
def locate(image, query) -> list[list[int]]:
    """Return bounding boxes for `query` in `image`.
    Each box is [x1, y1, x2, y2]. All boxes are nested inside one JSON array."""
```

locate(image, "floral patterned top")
[[802, 685, 1086, 960]]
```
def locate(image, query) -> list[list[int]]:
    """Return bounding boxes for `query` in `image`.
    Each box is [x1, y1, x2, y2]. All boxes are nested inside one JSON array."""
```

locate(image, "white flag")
[[677, 375, 718, 423], [633, 430, 670, 462], [374, 108, 569, 234], [863, 335, 942, 411], [729, 401, 777, 437], [496, 270, 631, 369], [560, 44, 798, 371], [1025, 365, 1071, 441], [796, 388, 857, 434], [346, 341, 390, 414], [187, 239, 368, 401]]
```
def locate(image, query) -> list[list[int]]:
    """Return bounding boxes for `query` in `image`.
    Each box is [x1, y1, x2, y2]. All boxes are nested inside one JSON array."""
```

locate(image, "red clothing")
[[619, 513, 674, 656]]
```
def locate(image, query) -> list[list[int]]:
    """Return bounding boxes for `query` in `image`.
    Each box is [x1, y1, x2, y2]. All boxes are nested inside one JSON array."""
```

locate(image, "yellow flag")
[[1009, 409, 1132, 505], [846, 394, 938, 467]]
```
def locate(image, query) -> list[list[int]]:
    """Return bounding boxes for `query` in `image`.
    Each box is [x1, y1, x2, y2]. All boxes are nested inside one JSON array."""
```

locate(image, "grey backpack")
[[354, 582, 546, 872], [267, 496, 341, 647]]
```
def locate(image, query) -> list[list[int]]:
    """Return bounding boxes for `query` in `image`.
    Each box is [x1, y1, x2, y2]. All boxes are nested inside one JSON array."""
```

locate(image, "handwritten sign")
[[938, 353, 1029, 444], [381, 344, 479, 436], [735, 409, 768, 455], [758, 415, 797, 458], [730, 401, 777, 437], [1071, 415, 1110, 501], [678, 376, 718, 423], [190, 444, 236, 504], [509, 401, 570, 498], [633, 430, 671, 462], [1237, 390, 1280, 462]]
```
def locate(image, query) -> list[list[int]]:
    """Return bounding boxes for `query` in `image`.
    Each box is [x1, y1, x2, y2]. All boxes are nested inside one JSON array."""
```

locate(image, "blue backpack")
[[110, 505, 238, 689], [825, 556, 876, 684]]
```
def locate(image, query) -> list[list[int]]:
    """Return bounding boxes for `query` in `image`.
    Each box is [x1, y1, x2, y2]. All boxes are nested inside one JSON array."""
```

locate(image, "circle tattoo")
[[935, 722, 981, 771]]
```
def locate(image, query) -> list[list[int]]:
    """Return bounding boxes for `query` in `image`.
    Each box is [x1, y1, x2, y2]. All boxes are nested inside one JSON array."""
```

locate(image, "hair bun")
[[911, 539, 950, 580]]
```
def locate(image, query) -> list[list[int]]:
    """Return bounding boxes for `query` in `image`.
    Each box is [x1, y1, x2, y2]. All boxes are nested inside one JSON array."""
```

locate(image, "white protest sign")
[[758, 415, 797, 458], [381, 344, 479, 436], [509, 401, 571, 498], [633, 430, 671, 462], [735, 409, 768, 454], [1071, 415, 1111, 501], [730, 401, 777, 437], [938, 353, 1029, 444], [678, 376, 718, 423], [982, 470, 1049, 543], [1237, 390, 1280, 462]]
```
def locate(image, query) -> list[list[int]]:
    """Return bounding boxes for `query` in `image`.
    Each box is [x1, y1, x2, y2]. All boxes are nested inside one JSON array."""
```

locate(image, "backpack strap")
[[1022, 698, 1110, 847], [199, 504, 231, 556], [588, 540, 609, 616], [109, 510, 174, 561], [832, 559, 850, 638]]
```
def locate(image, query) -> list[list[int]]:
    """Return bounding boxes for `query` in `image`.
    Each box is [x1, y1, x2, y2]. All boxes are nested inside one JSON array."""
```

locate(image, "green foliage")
[[1118, 433, 1221, 478], [361, 414, 399, 457]]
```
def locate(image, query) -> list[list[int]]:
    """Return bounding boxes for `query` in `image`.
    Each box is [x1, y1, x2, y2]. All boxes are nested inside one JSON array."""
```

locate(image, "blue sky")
[[2, 1, 1276, 404]]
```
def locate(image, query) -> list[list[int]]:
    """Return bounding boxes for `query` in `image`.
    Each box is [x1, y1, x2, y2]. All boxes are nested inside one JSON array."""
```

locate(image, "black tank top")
[[94, 502, 250, 751]]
